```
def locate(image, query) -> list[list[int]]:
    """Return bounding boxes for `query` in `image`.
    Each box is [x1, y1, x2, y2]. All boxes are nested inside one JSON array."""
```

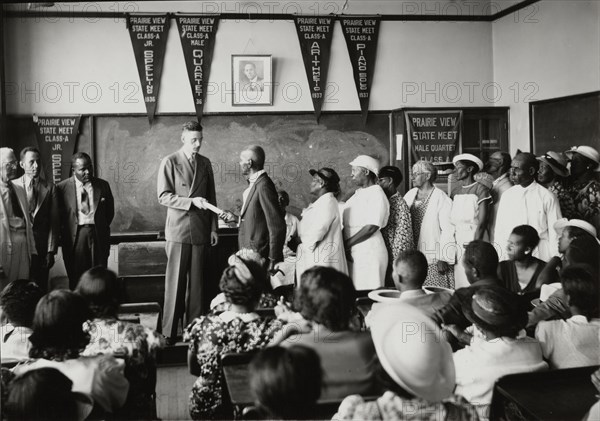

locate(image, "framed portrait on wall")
[[232, 55, 273, 106]]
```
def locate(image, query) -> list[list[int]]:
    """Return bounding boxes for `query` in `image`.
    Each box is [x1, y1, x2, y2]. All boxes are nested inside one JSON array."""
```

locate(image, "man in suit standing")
[[0, 148, 36, 289], [157, 121, 218, 344], [14, 147, 59, 293], [57, 152, 114, 289], [221, 145, 285, 272]]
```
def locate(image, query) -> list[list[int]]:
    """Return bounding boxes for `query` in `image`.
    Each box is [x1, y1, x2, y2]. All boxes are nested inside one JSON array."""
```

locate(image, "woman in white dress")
[[343, 156, 389, 290], [404, 161, 456, 289], [296, 168, 348, 281]]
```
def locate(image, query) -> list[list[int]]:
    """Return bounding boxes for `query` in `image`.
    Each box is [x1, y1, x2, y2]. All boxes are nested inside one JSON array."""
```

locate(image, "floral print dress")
[[184, 312, 284, 419], [569, 180, 600, 224]]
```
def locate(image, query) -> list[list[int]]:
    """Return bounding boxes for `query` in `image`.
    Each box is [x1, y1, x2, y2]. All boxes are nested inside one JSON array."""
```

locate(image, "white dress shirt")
[[494, 181, 562, 261]]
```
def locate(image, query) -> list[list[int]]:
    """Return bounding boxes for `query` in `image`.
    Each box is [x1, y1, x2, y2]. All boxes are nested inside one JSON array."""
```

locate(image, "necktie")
[[28, 178, 37, 213], [191, 153, 198, 174], [7, 183, 24, 219], [81, 187, 90, 215]]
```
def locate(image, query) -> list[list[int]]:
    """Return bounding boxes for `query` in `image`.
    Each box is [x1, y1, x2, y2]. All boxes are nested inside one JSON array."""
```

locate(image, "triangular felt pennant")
[[293, 16, 335, 122], [340, 16, 381, 123], [126, 14, 170, 124], [32, 114, 81, 183], [176, 15, 220, 122]]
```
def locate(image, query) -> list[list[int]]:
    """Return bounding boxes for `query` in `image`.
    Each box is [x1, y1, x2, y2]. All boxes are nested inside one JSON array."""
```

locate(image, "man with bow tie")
[[0, 147, 36, 289], [14, 147, 59, 293], [57, 152, 114, 289], [157, 121, 218, 344]]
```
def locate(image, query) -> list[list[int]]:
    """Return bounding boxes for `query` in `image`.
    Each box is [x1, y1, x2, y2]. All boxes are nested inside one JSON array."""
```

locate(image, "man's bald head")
[[0, 147, 18, 183]]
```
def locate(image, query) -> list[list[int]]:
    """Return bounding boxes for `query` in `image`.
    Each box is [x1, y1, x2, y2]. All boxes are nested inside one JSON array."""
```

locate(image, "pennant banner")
[[405, 111, 462, 164], [176, 15, 220, 122], [127, 14, 170, 124], [293, 16, 335, 121], [33, 115, 81, 183], [340, 16, 380, 122]]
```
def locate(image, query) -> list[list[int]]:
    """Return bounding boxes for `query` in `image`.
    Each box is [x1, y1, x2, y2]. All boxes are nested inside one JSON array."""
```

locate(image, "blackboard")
[[530, 91, 600, 154], [94, 113, 391, 234]]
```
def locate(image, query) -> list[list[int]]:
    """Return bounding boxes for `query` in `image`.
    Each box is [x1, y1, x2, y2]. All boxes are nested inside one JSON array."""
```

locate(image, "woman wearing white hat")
[[565, 145, 600, 233], [451, 153, 492, 289], [342, 155, 390, 290], [537, 151, 576, 219]]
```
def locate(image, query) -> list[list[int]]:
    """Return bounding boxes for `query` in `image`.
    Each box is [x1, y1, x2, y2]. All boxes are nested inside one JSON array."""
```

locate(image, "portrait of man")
[[232, 55, 272, 105]]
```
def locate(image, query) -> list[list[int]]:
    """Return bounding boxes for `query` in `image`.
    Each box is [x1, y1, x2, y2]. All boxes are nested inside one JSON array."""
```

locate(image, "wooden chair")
[[490, 365, 600, 421]]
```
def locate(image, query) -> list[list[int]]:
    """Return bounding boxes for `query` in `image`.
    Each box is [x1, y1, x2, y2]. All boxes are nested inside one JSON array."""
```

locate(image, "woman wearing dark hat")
[[296, 167, 348, 281], [453, 285, 547, 418], [537, 151, 576, 219], [565, 145, 600, 232], [184, 251, 284, 419]]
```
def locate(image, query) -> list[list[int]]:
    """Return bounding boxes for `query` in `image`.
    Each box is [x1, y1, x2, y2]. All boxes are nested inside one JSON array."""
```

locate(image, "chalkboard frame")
[[91, 110, 394, 235], [529, 90, 600, 154]]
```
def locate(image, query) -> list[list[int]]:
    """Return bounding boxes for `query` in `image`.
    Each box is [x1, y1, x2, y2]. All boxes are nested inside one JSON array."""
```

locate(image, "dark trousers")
[[64, 225, 107, 289], [30, 253, 50, 294], [163, 242, 208, 340]]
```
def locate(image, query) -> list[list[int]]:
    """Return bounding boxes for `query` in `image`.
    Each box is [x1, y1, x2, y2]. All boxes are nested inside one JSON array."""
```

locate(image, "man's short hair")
[[246, 145, 266, 170], [516, 152, 539, 173], [71, 152, 91, 165], [561, 264, 599, 318], [0, 147, 15, 162], [394, 250, 428, 287], [182, 121, 203, 133], [20, 147, 40, 161], [463, 240, 499, 277]]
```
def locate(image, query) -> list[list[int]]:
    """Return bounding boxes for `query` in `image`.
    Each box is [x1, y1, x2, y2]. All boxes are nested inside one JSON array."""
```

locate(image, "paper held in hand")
[[204, 202, 224, 215]]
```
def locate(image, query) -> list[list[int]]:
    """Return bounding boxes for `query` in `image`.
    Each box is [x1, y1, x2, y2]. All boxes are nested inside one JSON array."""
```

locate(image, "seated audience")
[[249, 345, 322, 420], [585, 368, 600, 421], [275, 190, 299, 287], [453, 285, 547, 419], [209, 249, 279, 312], [333, 304, 478, 420], [434, 240, 502, 346], [498, 225, 546, 297], [367, 250, 451, 323], [13, 290, 129, 414], [4, 367, 93, 421], [564, 145, 600, 232], [184, 253, 284, 419], [276, 266, 378, 400], [535, 265, 600, 369], [0, 279, 42, 362], [536, 218, 600, 287], [76, 266, 164, 420]]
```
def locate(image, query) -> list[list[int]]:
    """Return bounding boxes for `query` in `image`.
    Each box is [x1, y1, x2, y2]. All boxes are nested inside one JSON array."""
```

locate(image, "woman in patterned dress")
[[537, 151, 575, 219], [404, 161, 456, 289], [76, 266, 164, 420], [185, 253, 285, 419], [565, 146, 600, 233]]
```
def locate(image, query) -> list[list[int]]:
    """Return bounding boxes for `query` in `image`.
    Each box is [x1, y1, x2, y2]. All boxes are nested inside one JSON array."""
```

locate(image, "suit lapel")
[[241, 173, 264, 217], [189, 156, 205, 197], [69, 177, 78, 216], [34, 180, 49, 217], [92, 179, 101, 213], [175, 150, 194, 195]]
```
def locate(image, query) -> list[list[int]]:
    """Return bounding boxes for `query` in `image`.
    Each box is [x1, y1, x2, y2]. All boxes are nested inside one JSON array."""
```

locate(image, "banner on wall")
[[340, 16, 380, 123], [293, 16, 335, 121], [405, 110, 462, 164], [126, 14, 170, 124], [33, 115, 81, 183], [176, 15, 220, 122]]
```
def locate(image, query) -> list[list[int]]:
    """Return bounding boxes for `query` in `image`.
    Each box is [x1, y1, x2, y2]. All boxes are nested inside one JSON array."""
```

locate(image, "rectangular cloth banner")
[[293, 16, 335, 122], [126, 14, 170, 124], [340, 16, 380, 123], [176, 15, 220, 122], [405, 110, 462, 164], [33, 115, 81, 183]]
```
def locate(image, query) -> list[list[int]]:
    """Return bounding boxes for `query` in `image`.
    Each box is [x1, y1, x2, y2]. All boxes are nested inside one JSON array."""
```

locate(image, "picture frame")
[[232, 55, 273, 106]]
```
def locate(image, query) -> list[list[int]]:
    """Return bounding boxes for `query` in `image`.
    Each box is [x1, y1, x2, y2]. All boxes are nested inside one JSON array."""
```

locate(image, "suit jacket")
[[238, 173, 285, 262], [14, 176, 59, 255], [157, 149, 217, 245], [0, 181, 36, 256], [57, 176, 114, 260]]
